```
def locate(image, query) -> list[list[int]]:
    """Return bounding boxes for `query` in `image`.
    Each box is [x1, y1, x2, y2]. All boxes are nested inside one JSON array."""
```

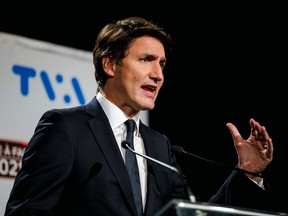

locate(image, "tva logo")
[[12, 64, 86, 105]]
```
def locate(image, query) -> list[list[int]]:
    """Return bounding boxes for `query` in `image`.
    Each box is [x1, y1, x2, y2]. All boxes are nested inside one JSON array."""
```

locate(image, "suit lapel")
[[86, 97, 139, 215], [140, 123, 165, 216], [140, 123, 173, 216]]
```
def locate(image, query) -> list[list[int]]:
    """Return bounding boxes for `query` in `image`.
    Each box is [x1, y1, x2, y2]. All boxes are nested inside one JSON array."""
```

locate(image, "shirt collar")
[[96, 92, 140, 134]]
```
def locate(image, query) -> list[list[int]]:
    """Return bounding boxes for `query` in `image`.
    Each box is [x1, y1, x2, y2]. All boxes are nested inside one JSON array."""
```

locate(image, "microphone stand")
[[171, 145, 263, 178], [122, 141, 196, 203]]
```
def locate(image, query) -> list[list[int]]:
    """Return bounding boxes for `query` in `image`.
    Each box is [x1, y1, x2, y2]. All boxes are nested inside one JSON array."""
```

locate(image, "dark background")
[[1, 2, 287, 213]]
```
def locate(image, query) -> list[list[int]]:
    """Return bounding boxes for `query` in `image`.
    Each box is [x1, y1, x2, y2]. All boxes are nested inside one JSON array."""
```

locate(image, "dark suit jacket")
[[5, 97, 186, 216], [5, 97, 281, 215]]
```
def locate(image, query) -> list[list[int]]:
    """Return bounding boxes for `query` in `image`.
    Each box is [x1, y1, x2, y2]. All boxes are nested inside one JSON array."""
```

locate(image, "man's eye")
[[140, 57, 150, 62], [160, 61, 166, 69]]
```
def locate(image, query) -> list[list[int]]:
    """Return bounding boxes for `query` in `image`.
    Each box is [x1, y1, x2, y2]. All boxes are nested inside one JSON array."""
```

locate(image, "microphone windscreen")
[[171, 145, 184, 154], [121, 140, 130, 149]]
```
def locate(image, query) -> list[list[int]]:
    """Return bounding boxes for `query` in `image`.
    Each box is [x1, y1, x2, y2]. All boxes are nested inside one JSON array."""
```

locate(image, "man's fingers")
[[226, 122, 242, 143]]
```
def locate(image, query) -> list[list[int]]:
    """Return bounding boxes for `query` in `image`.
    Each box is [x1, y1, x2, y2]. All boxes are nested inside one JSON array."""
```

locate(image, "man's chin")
[[140, 104, 155, 111]]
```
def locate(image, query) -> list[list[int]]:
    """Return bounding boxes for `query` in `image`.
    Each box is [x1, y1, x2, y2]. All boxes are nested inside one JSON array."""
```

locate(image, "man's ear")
[[102, 56, 115, 78]]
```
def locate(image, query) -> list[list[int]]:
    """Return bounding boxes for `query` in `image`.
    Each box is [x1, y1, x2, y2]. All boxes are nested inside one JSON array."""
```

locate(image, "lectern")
[[154, 199, 288, 216]]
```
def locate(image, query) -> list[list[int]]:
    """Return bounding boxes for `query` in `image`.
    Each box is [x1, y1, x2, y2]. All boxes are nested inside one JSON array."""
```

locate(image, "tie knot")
[[125, 119, 136, 133]]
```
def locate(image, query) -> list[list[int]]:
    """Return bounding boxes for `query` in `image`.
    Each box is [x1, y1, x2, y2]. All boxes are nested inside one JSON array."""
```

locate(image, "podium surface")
[[154, 199, 288, 216]]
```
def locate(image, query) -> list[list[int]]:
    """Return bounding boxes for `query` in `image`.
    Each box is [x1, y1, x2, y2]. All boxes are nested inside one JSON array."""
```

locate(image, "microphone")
[[171, 145, 263, 178], [121, 141, 196, 202]]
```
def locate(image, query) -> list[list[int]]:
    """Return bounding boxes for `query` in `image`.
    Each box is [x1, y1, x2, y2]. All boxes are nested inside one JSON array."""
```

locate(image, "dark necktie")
[[124, 119, 143, 216]]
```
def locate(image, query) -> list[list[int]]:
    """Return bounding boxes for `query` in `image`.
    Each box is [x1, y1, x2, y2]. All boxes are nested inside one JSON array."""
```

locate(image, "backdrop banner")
[[0, 32, 148, 215]]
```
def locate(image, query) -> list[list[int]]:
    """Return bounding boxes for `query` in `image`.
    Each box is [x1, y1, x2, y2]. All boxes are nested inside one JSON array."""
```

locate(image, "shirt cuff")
[[249, 177, 265, 190]]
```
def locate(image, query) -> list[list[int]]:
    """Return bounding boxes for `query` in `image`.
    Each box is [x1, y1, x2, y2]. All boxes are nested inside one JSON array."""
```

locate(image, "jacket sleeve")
[[208, 170, 280, 212], [5, 109, 74, 216]]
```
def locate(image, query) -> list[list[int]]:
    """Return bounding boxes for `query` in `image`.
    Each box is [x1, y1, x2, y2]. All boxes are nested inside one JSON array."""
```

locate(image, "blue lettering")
[[12, 65, 36, 96]]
